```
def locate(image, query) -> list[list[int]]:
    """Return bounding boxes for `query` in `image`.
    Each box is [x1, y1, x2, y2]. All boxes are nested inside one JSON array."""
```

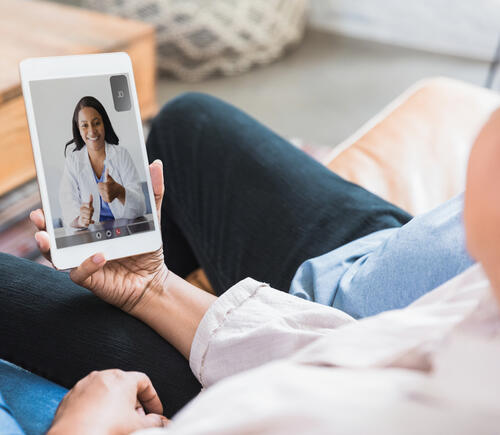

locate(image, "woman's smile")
[[78, 106, 106, 149]]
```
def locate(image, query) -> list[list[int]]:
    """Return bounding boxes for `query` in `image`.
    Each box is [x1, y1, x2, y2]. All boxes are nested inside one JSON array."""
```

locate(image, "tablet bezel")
[[20, 52, 162, 270]]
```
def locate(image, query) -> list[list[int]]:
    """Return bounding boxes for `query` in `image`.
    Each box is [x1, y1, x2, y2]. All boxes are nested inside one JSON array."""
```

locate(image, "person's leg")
[[0, 390, 25, 435], [0, 359, 67, 435], [0, 253, 200, 417], [147, 92, 412, 295], [331, 193, 476, 318]]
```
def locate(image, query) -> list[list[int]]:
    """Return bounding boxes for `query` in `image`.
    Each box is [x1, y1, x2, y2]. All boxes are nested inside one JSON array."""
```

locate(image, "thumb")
[[149, 160, 164, 220], [69, 253, 106, 286], [89, 193, 93, 204], [137, 413, 169, 430]]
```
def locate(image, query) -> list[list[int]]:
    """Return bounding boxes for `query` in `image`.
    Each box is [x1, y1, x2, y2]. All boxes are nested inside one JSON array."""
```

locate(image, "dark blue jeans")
[[148, 93, 411, 294], [0, 93, 411, 422]]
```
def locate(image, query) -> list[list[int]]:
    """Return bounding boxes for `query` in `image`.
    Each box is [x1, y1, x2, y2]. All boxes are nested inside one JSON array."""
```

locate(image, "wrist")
[[131, 270, 216, 359], [128, 263, 170, 319]]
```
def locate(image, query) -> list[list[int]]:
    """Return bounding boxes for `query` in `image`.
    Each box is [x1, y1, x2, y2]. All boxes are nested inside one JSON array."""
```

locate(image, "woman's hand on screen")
[[77, 194, 95, 227], [97, 168, 126, 204], [30, 159, 167, 316]]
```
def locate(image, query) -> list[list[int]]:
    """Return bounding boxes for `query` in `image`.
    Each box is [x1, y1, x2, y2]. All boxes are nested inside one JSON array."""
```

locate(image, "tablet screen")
[[29, 74, 155, 249]]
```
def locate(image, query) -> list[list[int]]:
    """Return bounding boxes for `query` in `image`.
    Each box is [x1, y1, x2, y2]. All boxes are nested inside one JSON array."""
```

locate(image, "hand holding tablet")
[[20, 53, 162, 269], [30, 159, 167, 316]]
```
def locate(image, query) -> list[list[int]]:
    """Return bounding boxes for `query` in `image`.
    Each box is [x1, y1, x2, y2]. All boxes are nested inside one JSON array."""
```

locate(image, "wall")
[[309, 0, 500, 62]]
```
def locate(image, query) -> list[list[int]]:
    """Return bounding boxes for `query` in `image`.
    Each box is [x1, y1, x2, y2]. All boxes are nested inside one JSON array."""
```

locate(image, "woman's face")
[[78, 106, 105, 151]]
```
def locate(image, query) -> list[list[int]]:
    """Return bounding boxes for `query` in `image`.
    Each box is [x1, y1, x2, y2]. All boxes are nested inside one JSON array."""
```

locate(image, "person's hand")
[[48, 370, 169, 435], [30, 160, 167, 316], [77, 194, 95, 228], [98, 168, 126, 204]]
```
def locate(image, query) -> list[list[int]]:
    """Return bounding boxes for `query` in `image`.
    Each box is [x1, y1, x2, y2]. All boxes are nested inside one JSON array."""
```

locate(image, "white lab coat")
[[59, 142, 146, 227]]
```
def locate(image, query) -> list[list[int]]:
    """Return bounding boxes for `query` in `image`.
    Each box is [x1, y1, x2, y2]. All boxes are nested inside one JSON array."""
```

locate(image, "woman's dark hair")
[[64, 96, 119, 156]]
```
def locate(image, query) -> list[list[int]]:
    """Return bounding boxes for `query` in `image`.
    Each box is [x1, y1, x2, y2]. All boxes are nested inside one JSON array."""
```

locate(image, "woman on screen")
[[59, 96, 146, 228]]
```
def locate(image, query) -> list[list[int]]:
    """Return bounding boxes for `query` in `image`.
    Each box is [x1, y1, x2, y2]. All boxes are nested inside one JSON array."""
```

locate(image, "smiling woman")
[[59, 96, 146, 229]]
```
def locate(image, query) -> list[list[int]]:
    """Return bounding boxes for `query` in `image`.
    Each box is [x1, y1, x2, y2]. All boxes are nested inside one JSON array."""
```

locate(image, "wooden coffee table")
[[0, 0, 157, 196]]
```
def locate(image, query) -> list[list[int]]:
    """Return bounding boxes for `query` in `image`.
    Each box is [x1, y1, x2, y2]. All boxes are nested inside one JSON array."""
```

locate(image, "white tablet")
[[20, 52, 162, 270]]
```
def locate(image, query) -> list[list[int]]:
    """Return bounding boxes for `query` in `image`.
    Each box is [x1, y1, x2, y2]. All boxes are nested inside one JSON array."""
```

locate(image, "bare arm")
[[31, 159, 215, 360], [31, 160, 216, 435], [132, 271, 216, 359]]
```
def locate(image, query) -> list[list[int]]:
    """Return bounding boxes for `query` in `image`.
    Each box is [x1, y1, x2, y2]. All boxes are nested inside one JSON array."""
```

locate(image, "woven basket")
[[81, 0, 309, 81]]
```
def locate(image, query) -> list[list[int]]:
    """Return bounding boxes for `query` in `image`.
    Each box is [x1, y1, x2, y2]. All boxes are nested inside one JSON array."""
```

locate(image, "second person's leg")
[[147, 93, 412, 295], [0, 253, 201, 417]]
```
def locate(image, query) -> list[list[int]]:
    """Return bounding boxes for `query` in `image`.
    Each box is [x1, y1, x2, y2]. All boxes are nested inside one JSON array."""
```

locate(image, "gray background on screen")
[[29, 74, 148, 223]]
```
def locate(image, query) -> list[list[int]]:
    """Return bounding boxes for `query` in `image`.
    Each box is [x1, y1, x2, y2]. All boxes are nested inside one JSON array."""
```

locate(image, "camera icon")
[[110, 75, 131, 112]]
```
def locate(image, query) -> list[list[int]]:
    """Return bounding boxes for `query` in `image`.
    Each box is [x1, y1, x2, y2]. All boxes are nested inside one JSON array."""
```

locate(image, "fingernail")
[[34, 233, 41, 246], [92, 253, 105, 264], [154, 159, 163, 166]]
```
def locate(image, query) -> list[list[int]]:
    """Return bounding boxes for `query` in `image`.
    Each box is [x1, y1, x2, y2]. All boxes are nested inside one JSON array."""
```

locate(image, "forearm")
[[134, 271, 217, 359]]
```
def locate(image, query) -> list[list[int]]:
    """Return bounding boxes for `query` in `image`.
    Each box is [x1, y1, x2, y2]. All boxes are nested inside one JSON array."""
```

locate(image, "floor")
[[157, 29, 492, 148]]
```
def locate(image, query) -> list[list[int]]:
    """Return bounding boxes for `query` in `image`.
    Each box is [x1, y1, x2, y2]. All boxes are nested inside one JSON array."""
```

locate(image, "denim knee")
[[153, 92, 222, 133], [147, 91, 250, 171]]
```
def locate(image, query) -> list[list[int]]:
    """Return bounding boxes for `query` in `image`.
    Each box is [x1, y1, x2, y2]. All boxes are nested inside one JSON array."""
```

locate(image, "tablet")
[[20, 52, 162, 269]]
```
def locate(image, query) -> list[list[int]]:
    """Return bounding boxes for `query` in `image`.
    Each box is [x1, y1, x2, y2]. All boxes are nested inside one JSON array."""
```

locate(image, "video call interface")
[[29, 73, 154, 249]]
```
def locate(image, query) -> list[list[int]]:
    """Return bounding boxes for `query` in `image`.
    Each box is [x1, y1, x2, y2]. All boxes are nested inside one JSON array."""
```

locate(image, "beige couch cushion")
[[326, 77, 500, 215]]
